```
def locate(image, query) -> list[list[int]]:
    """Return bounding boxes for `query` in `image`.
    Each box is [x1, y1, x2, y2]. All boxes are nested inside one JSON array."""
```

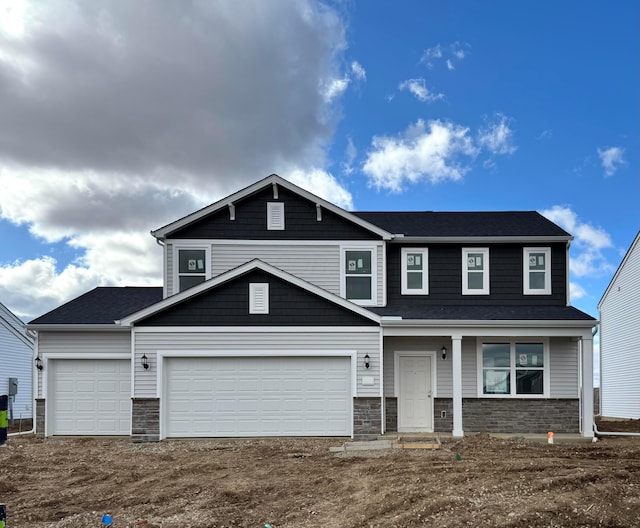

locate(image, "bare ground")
[[2, 426, 640, 528]]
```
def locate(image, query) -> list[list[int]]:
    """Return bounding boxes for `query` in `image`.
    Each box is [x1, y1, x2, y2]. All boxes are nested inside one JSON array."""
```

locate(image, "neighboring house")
[[29, 175, 597, 441], [1, 301, 35, 421], [598, 230, 640, 419]]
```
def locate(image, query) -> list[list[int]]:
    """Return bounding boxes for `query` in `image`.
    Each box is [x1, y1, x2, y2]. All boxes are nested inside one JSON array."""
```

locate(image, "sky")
[[0, 1, 638, 381]]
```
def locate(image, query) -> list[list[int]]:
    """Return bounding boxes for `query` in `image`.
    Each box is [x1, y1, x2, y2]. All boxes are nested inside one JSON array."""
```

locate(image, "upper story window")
[[342, 247, 376, 305], [401, 248, 428, 295], [176, 247, 209, 292], [267, 202, 285, 230], [462, 248, 489, 295], [479, 341, 547, 397], [523, 247, 551, 295]]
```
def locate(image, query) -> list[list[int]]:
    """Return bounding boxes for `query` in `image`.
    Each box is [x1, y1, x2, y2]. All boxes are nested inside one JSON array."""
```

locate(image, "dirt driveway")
[[2, 429, 640, 528]]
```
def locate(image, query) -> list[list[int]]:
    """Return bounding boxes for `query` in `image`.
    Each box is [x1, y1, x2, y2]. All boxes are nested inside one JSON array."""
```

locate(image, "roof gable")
[[0, 302, 34, 347], [598, 229, 640, 308], [120, 260, 380, 326], [152, 174, 392, 240]]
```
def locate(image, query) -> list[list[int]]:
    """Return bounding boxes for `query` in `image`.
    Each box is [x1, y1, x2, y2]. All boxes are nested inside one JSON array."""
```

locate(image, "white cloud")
[[351, 61, 366, 81], [478, 114, 517, 155], [570, 282, 587, 300], [362, 119, 478, 192], [341, 137, 357, 175], [398, 78, 444, 103], [422, 42, 469, 69], [323, 77, 350, 102], [0, 0, 356, 318], [421, 44, 442, 67], [286, 168, 353, 210], [541, 206, 614, 278], [597, 146, 625, 176]]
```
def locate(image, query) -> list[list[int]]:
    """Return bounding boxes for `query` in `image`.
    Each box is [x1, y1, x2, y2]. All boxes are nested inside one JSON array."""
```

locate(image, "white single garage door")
[[50, 359, 131, 435], [165, 356, 351, 437]]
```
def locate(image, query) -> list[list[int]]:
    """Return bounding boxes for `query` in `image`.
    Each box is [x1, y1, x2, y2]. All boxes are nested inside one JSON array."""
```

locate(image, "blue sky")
[[0, 1, 638, 382]]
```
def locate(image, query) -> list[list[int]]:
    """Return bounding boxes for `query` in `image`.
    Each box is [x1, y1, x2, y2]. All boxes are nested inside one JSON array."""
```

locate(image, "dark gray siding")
[[137, 270, 378, 327], [169, 187, 381, 240], [385, 243, 567, 306]]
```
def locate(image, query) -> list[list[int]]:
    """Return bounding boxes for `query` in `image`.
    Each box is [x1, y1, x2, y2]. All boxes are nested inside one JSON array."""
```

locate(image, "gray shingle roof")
[[369, 304, 595, 321], [353, 211, 571, 238], [29, 287, 163, 325]]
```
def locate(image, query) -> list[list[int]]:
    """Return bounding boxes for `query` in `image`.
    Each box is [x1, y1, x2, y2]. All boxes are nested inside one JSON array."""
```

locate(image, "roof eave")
[[389, 235, 573, 244], [380, 318, 597, 328], [27, 324, 127, 332]]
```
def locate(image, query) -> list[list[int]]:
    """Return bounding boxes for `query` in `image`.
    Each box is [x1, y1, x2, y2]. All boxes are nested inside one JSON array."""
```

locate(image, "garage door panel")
[[166, 356, 351, 437], [51, 359, 130, 435]]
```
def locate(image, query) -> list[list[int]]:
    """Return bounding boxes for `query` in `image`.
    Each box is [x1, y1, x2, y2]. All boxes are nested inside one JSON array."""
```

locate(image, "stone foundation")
[[35, 398, 45, 439], [384, 397, 398, 433], [462, 398, 579, 433], [131, 398, 160, 442], [353, 397, 382, 440], [383, 397, 579, 434]]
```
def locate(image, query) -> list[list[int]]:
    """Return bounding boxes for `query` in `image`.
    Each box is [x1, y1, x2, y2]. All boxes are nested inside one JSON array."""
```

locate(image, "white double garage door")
[[50, 356, 352, 437]]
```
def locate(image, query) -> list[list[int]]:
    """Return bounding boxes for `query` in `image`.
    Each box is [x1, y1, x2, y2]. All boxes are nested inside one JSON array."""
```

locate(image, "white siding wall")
[[0, 323, 33, 419], [134, 329, 381, 398], [166, 242, 173, 297], [549, 337, 579, 398], [36, 331, 131, 398], [461, 338, 478, 397], [600, 235, 640, 418], [211, 244, 340, 295]]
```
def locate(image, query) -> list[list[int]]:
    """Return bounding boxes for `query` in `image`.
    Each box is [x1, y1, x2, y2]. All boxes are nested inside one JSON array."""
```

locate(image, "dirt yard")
[[2, 424, 640, 528]]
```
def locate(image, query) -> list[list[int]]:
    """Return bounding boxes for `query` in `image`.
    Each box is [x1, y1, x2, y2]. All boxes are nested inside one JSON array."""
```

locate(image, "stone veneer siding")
[[385, 397, 397, 433], [132, 398, 160, 442], [353, 397, 382, 440], [462, 398, 579, 433], [384, 398, 579, 434], [35, 398, 45, 439]]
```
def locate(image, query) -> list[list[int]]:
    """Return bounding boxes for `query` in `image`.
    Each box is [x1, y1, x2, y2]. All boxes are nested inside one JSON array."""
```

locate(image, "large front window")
[[342, 247, 376, 304], [480, 341, 546, 397]]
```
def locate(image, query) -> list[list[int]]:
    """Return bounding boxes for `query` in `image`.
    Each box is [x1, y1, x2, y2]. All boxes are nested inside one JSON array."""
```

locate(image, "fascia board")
[[119, 258, 381, 326], [151, 174, 393, 240]]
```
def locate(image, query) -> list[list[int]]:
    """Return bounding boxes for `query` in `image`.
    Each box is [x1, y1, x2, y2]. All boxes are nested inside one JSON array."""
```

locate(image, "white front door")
[[398, 355, 433, 432]]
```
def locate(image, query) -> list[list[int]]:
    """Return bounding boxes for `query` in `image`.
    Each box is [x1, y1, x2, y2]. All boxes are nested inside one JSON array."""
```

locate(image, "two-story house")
[[29, 174, 597, 441]]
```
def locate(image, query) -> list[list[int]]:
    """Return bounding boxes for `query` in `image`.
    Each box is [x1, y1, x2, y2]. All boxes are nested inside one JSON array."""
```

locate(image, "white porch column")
[[581, 336, 594, 438], [452, 335, 464, 437]]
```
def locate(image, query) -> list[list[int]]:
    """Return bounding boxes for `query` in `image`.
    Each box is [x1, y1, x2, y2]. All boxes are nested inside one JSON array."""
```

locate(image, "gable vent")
[[267, 202, 285, 230], [249, 283, 269, 314]]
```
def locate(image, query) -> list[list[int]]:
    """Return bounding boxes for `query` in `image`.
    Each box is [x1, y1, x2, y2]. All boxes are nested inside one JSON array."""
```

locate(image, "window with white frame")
[[480, 341, 546, 397], [462, 248, 489, 295], [176, 247, 208, 292], [342, 248, 375, 304], [524, 247, 551, 295], [401, 248, 428, 295]]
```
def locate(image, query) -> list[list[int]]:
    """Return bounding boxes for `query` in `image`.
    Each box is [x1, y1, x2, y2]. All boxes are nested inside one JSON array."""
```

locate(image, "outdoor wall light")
[[441, 346, 447, 360], [35, 355, 43, 371], [364, 354, 370, 369], [141, 354, 149, 370]]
